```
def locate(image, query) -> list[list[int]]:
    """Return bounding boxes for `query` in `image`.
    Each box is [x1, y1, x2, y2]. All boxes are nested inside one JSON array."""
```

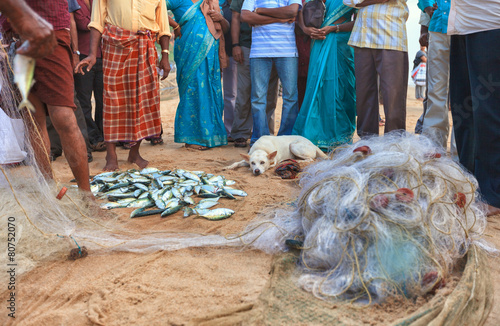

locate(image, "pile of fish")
[[91, 168, 247, 220]]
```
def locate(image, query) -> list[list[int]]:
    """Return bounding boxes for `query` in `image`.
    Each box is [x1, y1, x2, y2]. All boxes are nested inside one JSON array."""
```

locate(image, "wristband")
[[232, 43, 240, 48], [335, 25, 340, 33], [162, 49, 170, 55], [173, 25, 180, 30]]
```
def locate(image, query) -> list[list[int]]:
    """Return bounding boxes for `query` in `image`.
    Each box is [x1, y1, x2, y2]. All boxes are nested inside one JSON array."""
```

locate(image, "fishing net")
[[238, 132, 494, 304], [0, 37, 239, 285]]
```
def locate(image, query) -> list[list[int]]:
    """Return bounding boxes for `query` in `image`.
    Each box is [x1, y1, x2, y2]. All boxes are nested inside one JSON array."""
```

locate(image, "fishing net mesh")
[[238, 133, 494, 305]]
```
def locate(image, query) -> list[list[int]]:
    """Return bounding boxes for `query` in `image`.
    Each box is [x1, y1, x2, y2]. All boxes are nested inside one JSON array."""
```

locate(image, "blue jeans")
[[250, 57, 299, 144]]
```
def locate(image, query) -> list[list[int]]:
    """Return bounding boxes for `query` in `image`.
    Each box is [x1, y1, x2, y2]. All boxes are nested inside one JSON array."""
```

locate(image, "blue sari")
[[292, 0, 356, 150], [168, 0, 227, 147]]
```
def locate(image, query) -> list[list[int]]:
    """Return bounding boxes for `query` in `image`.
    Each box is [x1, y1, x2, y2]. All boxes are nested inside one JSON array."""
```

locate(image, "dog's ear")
[[240, 153, 250, 162], [267, 151, 278, 160]]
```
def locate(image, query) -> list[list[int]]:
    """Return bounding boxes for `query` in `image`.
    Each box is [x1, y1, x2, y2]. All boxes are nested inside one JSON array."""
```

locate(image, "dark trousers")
[[354, 47, 408, 137], [74, 55, 104, 145], [48, 95, 92, 155], [449, 29, 500, 207]]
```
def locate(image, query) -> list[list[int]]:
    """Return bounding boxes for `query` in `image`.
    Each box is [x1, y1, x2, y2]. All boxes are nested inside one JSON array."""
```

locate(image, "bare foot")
[[487, 204, 500, 216], [127, 142, 149, 169], [103, 158, 119, 171], [128, 154, 149, 169]]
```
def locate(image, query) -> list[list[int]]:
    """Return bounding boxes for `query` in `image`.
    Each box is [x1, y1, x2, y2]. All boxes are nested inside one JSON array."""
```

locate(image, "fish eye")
[[260, 161, 265, 165]]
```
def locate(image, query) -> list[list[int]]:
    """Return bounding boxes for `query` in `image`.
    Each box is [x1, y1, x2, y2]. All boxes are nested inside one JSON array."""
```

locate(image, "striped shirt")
[[344, 0, 408, 52], [242, 0, 302, 58], [25, 0, 71, 30]]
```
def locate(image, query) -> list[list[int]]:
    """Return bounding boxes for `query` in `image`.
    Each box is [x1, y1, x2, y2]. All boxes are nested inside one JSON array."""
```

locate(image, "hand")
[[233, 46, 243, 64], [174, 27, 182, 39], [419, 33, 429, 47], [208, 10, 224, 22], [72, 53, 80, 70], [424, 6, 435, 18], [302, 26, 320, 37], [158, 55, 170, 80], [279, 17, 295, 24], [14, 14, 56, 59], [318, 26, 335, 35], [310, 27, 327, 40], [74, 55, 96, 75]]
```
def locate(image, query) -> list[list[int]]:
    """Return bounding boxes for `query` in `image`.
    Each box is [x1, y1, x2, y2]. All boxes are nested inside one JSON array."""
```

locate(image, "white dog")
[[224, 135, 328, 175]]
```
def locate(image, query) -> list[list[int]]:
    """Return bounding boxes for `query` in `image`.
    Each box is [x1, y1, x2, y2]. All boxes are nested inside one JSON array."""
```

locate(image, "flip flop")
[[150, 137, 164, 146], [185, 144, 209, 151]]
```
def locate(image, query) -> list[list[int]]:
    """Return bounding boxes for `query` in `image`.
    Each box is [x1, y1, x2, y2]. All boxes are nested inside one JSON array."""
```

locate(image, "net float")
[[395, 188, 414, 202], [353, 145, 371, 155], [370, 194, 389, 210], [453, 192, 466, 208], [56, 186, 68, 200]]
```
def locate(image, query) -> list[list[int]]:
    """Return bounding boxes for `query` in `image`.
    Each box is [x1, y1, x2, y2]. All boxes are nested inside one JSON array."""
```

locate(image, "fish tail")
[[18, 99, 36, 113]]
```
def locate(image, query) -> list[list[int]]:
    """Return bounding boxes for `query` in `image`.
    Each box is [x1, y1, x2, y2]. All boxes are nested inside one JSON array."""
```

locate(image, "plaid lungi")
[[102, 24, 161, 142]]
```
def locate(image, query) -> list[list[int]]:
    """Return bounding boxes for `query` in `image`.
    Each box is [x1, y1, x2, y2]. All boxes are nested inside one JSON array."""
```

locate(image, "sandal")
[[122, 142, 137, 149], [185, 143, 209, 151], [91, 141, 106, 152], [150, 137, 164, 146], [379, 119, 385, 127], [234, 138, 247, 148]]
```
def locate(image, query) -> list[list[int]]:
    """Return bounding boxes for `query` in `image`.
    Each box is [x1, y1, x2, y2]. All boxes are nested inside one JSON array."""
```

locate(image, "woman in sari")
[[292, 0, 356, 151], [168, 0, 229, 150]]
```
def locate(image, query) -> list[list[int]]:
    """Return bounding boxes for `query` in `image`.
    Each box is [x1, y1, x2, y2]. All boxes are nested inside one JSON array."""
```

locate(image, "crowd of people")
[[0, 0, 499, 214]]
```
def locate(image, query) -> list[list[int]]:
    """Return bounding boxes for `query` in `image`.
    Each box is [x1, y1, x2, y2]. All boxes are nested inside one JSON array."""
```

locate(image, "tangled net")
[[241, 133, 492, 304]]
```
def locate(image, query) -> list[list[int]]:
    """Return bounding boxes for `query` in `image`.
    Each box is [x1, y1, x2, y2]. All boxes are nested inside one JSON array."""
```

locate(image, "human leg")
[[377, 49, 408, 133], [354, 47, 380, 137], [127, 140, 149, 168], [267, 64, 279, 135], [48, 105, 90, 192], [449, 35, 474, 172], [273, 57, 299, 135], [75, 54, 102, 146], [230, 47, 252, 145], [250, 57, 273, 144], [223, 56, 237, 136], [464, 29, 500, 208], [104, 142, 119, 171], [24, 94, 52, 178], [422, 32, 451, 149]]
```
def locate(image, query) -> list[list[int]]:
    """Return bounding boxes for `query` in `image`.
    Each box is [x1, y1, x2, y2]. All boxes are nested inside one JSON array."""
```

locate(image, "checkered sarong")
[[102, 24, 161, 142]]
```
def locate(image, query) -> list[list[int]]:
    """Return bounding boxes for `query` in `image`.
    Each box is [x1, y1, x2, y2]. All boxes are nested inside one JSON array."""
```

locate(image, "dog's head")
[[241, 150, 278, 176]]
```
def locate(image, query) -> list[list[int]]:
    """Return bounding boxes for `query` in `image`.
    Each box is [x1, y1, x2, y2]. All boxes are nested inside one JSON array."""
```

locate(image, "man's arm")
[[158, 35, 171, 80], [69, 13, 79, 67], [231, 11, 243, 64], [74, 27, 101, 74], [254, 4, 299, 19], [240, 10, 292, 25], [0, 0, 56, 58]]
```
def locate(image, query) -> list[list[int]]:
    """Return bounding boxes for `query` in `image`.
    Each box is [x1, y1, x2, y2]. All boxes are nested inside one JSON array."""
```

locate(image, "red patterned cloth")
[[25, 0, 70, 31], [101, 24, 161, 142]]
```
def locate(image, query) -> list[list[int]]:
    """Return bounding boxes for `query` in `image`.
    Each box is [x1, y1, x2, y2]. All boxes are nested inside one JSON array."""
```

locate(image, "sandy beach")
[[1, 86, 499, 326]]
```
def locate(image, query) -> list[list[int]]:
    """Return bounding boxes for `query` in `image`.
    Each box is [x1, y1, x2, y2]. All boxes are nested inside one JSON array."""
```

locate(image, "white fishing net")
[[239, 133, 493, 304]]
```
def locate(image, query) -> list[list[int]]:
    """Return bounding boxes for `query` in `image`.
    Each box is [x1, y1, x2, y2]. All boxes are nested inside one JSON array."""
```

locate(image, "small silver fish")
[[13, 52, 36, 112], [197, 208, 235, 220]]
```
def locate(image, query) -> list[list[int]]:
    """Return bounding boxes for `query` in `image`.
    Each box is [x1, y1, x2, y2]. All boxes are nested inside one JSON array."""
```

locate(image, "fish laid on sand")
[[91, 167, 247, 220], [13, 52, 36, 112]]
